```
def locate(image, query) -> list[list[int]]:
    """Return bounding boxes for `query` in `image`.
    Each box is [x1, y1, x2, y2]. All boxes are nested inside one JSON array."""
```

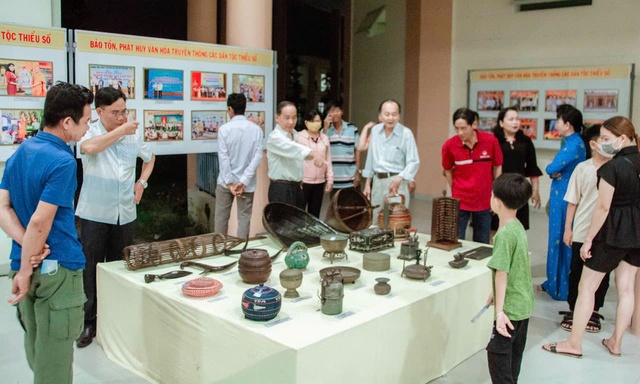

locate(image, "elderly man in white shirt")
[[214, 93, 263, 239], [362, 99, 420, 217], [267, 101, 323, 209], [75, 87, 155, 348]]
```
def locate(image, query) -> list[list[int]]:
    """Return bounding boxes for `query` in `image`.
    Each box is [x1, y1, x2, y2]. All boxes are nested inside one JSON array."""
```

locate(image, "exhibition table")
[[96, 235, 494, 384]]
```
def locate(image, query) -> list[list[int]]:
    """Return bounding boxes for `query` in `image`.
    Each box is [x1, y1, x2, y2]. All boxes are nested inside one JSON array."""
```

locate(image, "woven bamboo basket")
[[262, 202, 338, 248], [123, 233, 243, 271], [325, 188, 372, 233]]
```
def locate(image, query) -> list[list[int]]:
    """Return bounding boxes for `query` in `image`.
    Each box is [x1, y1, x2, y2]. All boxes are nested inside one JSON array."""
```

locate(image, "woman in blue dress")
[[542, 105, 587, 300]]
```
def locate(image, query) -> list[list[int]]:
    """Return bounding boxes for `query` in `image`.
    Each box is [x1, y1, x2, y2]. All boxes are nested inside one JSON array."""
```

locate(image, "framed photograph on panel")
[[191, 72, 226, 101], [0, 59, 53, 97], [191, 110, 226, 140], [544, 119, 560, 140], [0, 109, 43, 144], [584, 89, 618, 113], [544, 90, 577, 112], [476, 91, 504, 111], [520, 118, 537, 140], [232, 74, 265, 102], [478, 117, 496, 132], [143, 110, 184, 141], [510, 90, 539, 112], [246, 111, 266, 132], [143, 68, 184, 100], [89, 64, 135, 99]]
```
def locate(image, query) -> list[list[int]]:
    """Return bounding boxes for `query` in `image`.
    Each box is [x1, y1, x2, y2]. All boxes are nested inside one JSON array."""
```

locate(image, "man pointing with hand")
[[75, 87, 155, 348]]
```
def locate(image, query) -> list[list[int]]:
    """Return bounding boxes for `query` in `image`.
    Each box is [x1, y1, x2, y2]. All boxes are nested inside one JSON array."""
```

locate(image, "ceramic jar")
[[377, 194, 411, 239], [238, 249, 272, 284], [374, 277, 391, 295], [279, 268, 303, 298], [241, 283, 282, 321], [285, 241, 310, 270]]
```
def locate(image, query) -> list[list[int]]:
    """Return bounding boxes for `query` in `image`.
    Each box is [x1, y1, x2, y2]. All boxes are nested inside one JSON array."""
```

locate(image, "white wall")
[[451, 0, 640, 202], [350, 0, 406, 127]]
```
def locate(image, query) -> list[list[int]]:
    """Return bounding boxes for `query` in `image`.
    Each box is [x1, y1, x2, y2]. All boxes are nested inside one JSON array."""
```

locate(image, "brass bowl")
[[320, 234, 349, 253], [319, 266, 361, 284]]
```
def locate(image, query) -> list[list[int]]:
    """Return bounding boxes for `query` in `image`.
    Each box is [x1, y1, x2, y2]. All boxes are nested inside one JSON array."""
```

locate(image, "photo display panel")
[[74, 30, 275, 155], [468, 65, 634, 150], [0, 23, 68, 161]]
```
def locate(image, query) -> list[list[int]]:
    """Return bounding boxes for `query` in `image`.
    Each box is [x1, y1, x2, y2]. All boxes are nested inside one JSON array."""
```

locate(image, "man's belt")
[[270, 179, 302, 187], [375, 172, 399, 179]]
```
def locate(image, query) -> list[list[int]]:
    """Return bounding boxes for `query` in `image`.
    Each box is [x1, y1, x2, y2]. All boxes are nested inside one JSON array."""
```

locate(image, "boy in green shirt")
[[486, 173, 534, 383]]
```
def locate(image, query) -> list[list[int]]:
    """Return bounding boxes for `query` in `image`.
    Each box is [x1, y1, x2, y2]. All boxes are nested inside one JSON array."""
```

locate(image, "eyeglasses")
[[106, 109, 129, 118]]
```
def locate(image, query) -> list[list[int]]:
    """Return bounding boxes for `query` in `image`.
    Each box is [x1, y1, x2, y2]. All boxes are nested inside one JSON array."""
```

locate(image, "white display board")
[[0, 23, 68, 162], [74, 30, 275, 155], [468, 65, 634, 149]]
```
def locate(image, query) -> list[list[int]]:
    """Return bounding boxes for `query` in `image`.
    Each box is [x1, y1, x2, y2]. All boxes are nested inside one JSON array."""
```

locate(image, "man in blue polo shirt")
[[0, 82, 93, 383]]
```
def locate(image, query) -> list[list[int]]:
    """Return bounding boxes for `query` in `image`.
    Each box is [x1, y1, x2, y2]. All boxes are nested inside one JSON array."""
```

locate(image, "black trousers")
[[302, 182, 325, 218], [487, 318, 529, 384], [79, 218, 134, 324], [268, 180, 304, 209], [568, 241, 611, 311]]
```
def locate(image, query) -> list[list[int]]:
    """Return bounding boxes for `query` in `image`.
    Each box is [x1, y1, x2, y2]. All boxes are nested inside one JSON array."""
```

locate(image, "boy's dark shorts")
[[586, 241, 640, 273], [486, 318, 529, 354]]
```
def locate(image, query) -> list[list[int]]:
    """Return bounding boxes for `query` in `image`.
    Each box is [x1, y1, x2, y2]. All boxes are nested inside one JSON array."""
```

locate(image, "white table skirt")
[[97, 235, 494, 384]]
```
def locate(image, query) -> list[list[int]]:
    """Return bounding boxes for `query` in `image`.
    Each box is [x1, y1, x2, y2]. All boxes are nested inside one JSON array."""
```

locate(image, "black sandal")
[[559, 310, 573, 331], [586, 312, 604, 333]]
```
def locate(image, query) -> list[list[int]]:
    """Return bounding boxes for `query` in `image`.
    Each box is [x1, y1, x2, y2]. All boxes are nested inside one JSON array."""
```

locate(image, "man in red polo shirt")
[[442, 108, 503, 244]]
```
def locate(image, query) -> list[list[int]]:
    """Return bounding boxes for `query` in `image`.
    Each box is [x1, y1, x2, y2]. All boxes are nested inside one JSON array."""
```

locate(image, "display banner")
[[74, 30, 275, 156], [76, 31, 273, 67], [468, 64, 634, 150], [0, 23, 68, 162]]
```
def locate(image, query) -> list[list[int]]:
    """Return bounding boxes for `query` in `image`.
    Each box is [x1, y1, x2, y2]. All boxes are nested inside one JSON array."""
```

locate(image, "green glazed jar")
[[285, 241, 310, 270]]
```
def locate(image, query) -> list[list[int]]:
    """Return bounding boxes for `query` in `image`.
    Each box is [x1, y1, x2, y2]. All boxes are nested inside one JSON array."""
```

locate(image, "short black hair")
[[452, 107, 476, 125], [95, 86, 126, 108], [556, 104, 583, 134], [305, 109, 321, 122], [43, 82, 93, 127], [492, 173, 532, 210], [325, 99, 343, 111], [583, 123, 601, 143], [378, 99, 401, 114], [276, 101, 296, 115], [227, 93, 246, 115]]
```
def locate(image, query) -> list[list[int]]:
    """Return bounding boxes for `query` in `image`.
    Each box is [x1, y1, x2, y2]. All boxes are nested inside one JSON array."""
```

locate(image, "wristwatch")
[[138, 179, 148, 189]]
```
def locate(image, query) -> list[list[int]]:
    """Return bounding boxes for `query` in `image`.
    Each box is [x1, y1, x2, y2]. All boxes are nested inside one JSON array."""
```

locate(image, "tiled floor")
[[1, 195, 639, 383]]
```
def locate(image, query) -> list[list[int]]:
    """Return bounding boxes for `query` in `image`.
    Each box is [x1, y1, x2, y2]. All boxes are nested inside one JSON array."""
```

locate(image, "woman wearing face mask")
[[297, 109, 333, 218], [540, 105, 587, 300], [543, 116, 640, 358], [491, 107, 542, 234]]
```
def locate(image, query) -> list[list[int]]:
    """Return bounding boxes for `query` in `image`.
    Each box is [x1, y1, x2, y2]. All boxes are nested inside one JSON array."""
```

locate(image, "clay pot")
[[374, 277, 391, 295], [377, 194, 411, 239], [241, 283, 281, 321], [279, 268, 303, 298], [238, 249, 272, 284]]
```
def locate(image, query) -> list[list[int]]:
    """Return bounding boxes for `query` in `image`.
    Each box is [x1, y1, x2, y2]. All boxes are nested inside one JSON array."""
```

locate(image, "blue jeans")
[[458, 209, 491, 244]]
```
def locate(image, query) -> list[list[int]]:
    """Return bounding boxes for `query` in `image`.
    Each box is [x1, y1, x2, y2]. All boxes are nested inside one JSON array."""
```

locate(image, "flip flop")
[[542, 343, 583, 359], [601, 339, 621, 357]]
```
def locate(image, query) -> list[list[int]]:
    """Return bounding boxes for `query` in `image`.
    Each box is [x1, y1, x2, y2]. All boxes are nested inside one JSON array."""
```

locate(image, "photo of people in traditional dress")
[[520, 118, 537, 140], [191, 110, 226, 140], [232, 74, 265, 103], [144, 110, 184, 141], [478, 117, 497, 132], [544, 90, 577, 112], [89, 64, 135, 99], [510, 90, 539, 112], [543, 119, 560, 140], [191, 72, 226, 101], [0, 109, 43, 145], [90, 109, 136, 124], [144, 68, 184, 100], [0, 60, 53, 97], [584, 89, 618, 113], [246, 111, 266, 132], [476, 91, 504, 111]]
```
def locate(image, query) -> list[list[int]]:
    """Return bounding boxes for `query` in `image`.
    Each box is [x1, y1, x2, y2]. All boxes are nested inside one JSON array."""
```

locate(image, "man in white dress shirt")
[[75, 87, 155, 348], [214, 93, 263, 239], [362, 99, 420, 217]]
